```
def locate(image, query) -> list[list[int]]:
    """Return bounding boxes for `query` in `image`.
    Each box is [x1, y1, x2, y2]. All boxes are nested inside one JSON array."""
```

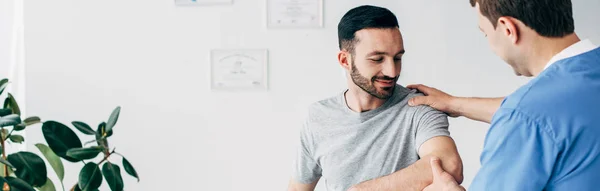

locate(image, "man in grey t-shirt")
[[288, 5, 463, 191]]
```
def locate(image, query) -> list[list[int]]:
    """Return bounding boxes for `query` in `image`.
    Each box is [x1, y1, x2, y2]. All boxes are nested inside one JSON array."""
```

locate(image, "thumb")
[[408, 96, 429, 107], [430, 157, 444, 178]]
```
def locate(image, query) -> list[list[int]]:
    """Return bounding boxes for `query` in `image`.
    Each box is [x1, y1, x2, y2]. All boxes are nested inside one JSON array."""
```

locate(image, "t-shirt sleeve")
[[292, 120, 322, 184], [469, 108, 557, 191], [414, 105, 451, 153]]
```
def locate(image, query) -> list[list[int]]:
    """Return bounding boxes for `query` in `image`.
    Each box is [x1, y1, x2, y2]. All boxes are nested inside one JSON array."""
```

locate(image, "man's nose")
[[381, 59, 400, 77]]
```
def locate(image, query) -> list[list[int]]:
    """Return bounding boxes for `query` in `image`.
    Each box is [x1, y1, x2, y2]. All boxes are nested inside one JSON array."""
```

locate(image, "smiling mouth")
[[375, 79, 395, 86]]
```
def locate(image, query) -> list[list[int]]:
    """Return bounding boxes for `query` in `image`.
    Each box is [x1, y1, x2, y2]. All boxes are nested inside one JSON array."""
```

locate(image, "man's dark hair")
[[338, 5, 399, 54], [470, 0, 574, 37]]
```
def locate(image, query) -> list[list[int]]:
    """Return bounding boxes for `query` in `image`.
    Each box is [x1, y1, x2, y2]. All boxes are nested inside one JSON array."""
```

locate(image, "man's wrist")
[[449, 96, 465, 117], [349, 175, 394, 191]]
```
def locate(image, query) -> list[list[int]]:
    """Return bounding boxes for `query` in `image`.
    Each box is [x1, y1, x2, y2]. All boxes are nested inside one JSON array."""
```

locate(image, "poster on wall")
[[266, 0, 323, 28], [175, 0, 232, 6], [210, 49, 269, 91]]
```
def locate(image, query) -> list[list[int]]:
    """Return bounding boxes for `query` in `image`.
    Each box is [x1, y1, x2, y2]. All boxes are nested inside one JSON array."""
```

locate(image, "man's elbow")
[[444, 157, 464, 184]]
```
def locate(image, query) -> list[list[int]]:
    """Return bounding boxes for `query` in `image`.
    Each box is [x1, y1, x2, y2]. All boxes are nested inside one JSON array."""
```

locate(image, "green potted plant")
[[0, 78, 139, 191]]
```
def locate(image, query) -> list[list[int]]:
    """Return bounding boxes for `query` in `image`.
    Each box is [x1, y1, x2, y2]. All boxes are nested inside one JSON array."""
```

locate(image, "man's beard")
[[350, 60, 397, 99]]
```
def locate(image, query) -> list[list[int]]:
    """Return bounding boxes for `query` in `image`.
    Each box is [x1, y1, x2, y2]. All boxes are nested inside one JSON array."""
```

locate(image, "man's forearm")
[[452, 97, 504, 123], [348, 155, 462, 191]]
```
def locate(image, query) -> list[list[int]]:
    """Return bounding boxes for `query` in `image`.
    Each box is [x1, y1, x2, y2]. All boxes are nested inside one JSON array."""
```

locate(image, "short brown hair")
[[470, 0, 574, 37], [338, 5, 399, 54]]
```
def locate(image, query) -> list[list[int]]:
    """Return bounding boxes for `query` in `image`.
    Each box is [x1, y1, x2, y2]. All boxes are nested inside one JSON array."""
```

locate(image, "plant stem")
[[98, 148, 116, 165], [1, 128, 6, 177], [4, 129, 13, 141], [83, 139, 96, 146]]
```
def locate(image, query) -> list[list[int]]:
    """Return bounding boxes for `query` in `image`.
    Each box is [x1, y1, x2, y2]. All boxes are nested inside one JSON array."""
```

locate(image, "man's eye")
[[370, 58, 383, 62]]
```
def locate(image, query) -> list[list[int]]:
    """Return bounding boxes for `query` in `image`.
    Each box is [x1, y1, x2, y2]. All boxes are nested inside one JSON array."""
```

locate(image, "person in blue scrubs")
[[407, 0, 600, 190]]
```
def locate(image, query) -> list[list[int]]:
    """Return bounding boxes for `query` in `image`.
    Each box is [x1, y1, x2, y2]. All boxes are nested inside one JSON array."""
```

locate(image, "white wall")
[[18, 0, 600, 190], [0, 0, 15, 78]]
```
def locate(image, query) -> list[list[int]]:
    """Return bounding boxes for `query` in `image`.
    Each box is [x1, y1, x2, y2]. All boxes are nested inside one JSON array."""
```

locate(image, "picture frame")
[[210, 49, 269, 91], [266, 0, 324, 28], [175, 0, 233, 6]]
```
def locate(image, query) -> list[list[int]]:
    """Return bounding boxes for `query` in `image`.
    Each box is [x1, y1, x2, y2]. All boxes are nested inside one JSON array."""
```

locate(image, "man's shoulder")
[[392, 86, 445, 116], [304, 93, 345, 124], [307, 94, 343, 115], [501, 70, 591, 118]]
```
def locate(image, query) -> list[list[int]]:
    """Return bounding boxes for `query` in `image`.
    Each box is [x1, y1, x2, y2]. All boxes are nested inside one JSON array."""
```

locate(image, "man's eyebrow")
[[366, 51, 387, 57], [366, 49, 405, 57]]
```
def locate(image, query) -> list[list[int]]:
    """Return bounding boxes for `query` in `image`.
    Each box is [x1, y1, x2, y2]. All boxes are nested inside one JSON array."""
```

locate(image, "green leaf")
[[9, 134, 24, 143], [83, 140, 97, 146], [122, 157, 139, 182], [0, 177, 6, 190], [66, 147, 103, 160], [0, 78, 8, 96], [13, 123, 26, 131], [105, 107, 121, 134], [34, 144, 64, 181], [6, 177, 36, 191], [3, 97, 9, 110], [0, 158, 16, 169], [78, 163, 102, 191], [0, 114, 21, 127], [23, 116, 41, 126], [42, 121, 83, 162], [36, 178, 56, 191], [0, 109, 11, 117], [71, 122, 95, 135], [97, 122, 112, 138], [7, 93, 21, 115], [95, 123, 103, 146], [71, 186, 97, 191], [7, 152, 47, 187], [102, 162, 124, 191], [95, 122, 111, 149]]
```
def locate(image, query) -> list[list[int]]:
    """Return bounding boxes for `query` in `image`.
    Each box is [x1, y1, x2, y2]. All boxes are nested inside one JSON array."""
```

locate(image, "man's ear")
[[338, 50, 351, 70], [498, 16, 519, 44]]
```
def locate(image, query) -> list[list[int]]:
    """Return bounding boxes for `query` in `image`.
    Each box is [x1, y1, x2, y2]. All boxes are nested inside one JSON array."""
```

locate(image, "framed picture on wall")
[[266, 0, 324, 28], [175, 0, 232, 6], [210, 49, 269, 91]]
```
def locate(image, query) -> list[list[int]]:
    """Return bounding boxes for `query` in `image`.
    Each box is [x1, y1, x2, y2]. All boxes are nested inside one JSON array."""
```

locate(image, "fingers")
[[430, 157, 444, 178], [408, 96, 428, 106], [406, 84, 425, 92], [408, 84, 432, 107], [406, 84, 422, 89], [407, 84, 433, 94]]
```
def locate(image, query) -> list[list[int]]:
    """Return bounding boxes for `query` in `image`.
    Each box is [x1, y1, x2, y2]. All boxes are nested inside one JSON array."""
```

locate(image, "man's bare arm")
[[452, 97, 503, 123], [287, 178, 319, 191], [348, 136, 463, 191], [407, 84, 503, 123]]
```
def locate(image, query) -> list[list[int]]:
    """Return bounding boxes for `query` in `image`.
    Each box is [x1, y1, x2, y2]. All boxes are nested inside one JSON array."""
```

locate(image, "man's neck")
[[345, 85, 388, 113], [529, 33, 580, 76]]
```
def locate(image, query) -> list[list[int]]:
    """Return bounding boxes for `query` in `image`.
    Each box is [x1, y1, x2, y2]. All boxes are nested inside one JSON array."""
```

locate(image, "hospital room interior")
[[1, 0, 600, 190]]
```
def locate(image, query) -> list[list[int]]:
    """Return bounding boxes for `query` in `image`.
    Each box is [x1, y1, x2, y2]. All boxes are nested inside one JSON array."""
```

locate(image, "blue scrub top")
[[470, 47, 600, 190]]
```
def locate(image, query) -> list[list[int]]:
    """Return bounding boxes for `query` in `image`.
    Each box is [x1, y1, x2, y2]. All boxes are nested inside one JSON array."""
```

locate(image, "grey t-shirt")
[[293, 85, 450, 191]]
